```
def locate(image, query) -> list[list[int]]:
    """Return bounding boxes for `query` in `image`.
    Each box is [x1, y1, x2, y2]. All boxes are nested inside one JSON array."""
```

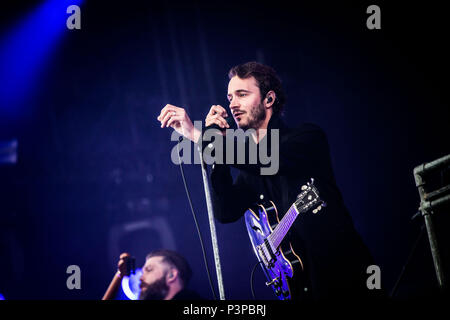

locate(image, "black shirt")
[[171, 289, 204, 300], [207, 114, 377, 300]]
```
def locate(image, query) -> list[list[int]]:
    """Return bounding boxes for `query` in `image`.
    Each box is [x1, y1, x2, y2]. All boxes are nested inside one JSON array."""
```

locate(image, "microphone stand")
[[197, 141, 226, 300], [196, 118, 235, 300]]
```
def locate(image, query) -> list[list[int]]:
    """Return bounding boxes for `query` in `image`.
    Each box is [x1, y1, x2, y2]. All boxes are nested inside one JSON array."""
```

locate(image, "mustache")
[[233, 110, 245, 116]]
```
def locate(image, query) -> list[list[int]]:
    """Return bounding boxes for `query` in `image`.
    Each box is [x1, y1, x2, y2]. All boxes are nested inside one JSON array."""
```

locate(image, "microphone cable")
[[250, 260, 264, 300], [176, 136, 217, 300]]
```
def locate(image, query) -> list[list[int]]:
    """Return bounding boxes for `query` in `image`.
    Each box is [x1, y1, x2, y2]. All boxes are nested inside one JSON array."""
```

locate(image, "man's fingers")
[[206, 117, 229, 129], [212, 114, 229, 128], [215, 105, 228, 117], [207, 114, 229, 128], [158, 104, 178, 121], [166, 115, 183, 128], [119, 252, 130, 259], [206, 117, 223, 128], [206, 105, 229, 129], [160, 110, 178, 128], [158, 106, 173, 121], [208, 105, 228, 118], [157, 105, 171, 120], [213, 119, 226, 128]]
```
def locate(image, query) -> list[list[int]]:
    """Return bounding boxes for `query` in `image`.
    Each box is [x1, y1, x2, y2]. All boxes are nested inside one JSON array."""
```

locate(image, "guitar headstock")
[[294, 178, 326, 214]]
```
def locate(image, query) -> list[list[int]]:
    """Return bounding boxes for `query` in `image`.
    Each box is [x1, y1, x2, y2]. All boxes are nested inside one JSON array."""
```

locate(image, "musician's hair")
[[228, 61, 286, 116], [146, 249, 192, 287]]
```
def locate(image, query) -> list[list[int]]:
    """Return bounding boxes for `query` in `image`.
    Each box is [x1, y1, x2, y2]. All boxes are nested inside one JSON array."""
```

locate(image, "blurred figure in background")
[[103, 250, 202, 300]]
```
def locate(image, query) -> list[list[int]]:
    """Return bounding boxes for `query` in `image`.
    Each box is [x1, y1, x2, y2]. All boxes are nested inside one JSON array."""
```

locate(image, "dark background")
[[0, 0, 448, 300]]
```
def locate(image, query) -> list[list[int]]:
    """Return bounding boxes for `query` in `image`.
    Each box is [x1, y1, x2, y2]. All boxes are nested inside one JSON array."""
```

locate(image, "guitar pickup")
[[264, 239, 277, 262], [257, 240, 276, 269]]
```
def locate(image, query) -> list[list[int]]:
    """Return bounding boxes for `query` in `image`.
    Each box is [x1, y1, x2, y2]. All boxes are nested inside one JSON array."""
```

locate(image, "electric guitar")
[[244, 178, 325, 300]]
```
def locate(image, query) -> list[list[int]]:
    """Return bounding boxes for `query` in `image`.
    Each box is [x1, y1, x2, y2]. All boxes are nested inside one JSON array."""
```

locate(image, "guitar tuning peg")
[[312, 208, 318, 214], [317, 205, 322, 211], [301, 185, 307, 190], [310, 178, 314, 184]]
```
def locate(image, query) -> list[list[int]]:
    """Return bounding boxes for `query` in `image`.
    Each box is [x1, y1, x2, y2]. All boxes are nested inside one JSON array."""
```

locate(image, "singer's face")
[[227, 76, 266, 130]]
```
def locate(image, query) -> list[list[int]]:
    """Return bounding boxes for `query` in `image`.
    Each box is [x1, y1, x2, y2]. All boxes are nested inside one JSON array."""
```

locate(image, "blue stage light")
[[121, 268, 143, 300], [0, 0, 83, 114]]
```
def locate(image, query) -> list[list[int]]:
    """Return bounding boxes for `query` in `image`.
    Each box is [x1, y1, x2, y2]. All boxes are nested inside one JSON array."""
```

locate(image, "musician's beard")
[[238, 101, 266, 130], [139, 275, 169, 300]]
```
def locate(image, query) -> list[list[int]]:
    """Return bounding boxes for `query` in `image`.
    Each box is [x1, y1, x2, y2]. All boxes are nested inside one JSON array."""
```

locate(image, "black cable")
[[390, 223, 426, 298], [250, 260, 264, 300], [177, 137, 217, 300]]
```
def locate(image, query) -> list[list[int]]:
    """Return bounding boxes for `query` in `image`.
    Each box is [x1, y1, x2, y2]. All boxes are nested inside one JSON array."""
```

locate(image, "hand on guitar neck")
[[102, 252, 135, 300]]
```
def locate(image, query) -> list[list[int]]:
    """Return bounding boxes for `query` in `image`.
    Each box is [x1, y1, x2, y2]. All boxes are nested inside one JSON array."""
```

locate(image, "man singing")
[[157, 61, 380, 301]]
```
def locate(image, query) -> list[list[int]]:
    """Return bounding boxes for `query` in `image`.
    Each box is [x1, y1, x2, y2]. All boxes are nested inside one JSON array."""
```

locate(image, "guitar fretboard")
[[268, 205, 299, 249]]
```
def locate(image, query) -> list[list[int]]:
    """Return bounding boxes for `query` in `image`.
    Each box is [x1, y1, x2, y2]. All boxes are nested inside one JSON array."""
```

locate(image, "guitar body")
[[245, 201, 305, 300]]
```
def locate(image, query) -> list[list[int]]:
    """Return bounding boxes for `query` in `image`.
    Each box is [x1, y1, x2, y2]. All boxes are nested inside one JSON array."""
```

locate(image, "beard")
[[139, 276, 169, 300], [238, 101, 266, 130]]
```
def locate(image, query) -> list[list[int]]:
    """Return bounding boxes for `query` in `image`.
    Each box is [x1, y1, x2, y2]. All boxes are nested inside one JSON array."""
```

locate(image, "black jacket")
[[207, 115, 377, 300], [171, 289, 204, 300]]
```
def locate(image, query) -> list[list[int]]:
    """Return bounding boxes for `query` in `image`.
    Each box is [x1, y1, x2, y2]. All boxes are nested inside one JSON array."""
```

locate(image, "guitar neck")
[[268, 205, 299, 249]]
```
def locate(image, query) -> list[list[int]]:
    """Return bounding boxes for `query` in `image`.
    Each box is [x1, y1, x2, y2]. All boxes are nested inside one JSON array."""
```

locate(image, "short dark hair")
[[146, 249, 192, 287], [228, 61, 286, 116]]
